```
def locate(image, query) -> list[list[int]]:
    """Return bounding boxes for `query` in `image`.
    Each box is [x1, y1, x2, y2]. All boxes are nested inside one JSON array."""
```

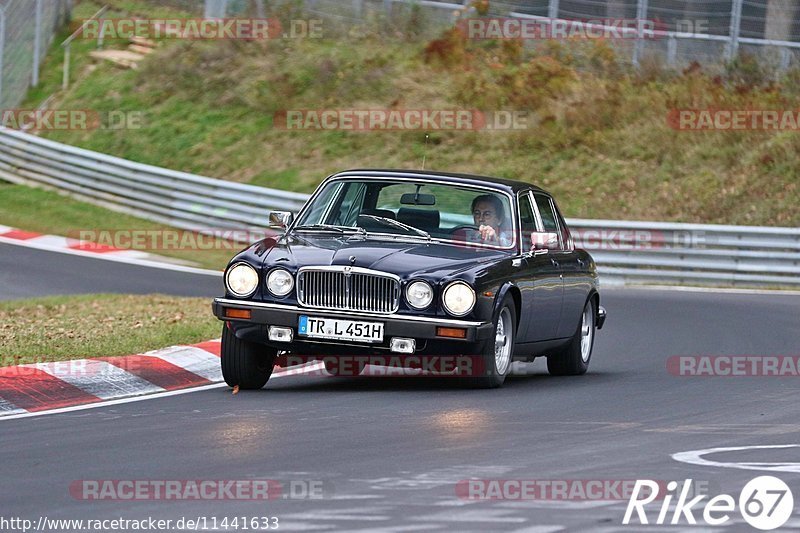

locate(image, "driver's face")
[[472, 201, 501, 228]]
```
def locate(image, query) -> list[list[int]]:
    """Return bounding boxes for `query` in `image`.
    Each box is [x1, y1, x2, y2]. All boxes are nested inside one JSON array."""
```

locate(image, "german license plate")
[[298, 315, 384, 343]]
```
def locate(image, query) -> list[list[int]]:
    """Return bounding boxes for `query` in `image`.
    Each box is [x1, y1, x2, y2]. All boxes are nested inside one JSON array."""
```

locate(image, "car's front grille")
[[297, 267, 400, 314]]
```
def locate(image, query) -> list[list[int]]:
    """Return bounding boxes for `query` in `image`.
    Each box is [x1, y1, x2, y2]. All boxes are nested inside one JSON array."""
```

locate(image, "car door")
[[516, 191, 564, 342], [551, 201, 593, 338]]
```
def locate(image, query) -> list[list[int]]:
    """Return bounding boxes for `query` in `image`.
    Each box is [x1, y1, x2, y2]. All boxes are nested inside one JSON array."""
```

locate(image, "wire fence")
[[0, 0, 71, 109], [211, 0, 800, 70]]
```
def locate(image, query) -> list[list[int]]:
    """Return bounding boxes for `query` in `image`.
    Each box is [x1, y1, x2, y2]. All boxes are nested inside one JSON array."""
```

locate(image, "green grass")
[[0, 294, 219, 364], [16, 5, 800, 226], [0, 182, 239, 271]]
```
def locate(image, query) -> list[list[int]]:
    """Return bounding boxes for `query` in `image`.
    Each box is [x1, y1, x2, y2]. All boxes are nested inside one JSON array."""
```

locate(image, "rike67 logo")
[[623, 476, 794, 530]]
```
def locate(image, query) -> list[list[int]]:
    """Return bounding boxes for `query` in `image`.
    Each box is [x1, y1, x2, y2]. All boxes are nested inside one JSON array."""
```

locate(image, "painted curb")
[[0, 340, 224, 416]]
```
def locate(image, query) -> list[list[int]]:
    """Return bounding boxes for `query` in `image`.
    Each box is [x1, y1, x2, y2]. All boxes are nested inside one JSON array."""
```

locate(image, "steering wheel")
[[449, 224, 480, 234]]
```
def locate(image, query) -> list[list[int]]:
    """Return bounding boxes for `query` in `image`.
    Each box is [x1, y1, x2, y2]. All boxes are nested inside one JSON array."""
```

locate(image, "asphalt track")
[[0, 242, 221, 300], [2, 244, 800, 531]]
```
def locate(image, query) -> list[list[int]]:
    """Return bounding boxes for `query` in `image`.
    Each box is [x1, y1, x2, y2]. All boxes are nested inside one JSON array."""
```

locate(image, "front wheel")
[[473, 296, 516, 388], [547, 299, 595, 376], [221, 324, 276, 389]]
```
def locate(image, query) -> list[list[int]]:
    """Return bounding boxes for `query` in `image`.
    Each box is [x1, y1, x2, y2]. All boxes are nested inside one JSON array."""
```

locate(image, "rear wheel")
[[547, 299, 595, 376], [221, 324, 276, 389], [473, 296, 516, 388]]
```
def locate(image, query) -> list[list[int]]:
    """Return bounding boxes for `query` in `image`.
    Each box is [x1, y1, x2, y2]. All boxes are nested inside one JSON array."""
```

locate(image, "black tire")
[[547, 299, 595, 376], [220, 325, 276, 389], [472, 295, 516, 388]]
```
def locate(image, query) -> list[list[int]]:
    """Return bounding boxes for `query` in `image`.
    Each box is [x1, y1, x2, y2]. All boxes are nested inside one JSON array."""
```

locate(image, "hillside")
[[18, 0, 800, 226]]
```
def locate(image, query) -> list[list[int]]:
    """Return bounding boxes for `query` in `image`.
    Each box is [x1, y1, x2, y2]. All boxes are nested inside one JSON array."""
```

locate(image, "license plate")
[[298, 315, 384, 343]]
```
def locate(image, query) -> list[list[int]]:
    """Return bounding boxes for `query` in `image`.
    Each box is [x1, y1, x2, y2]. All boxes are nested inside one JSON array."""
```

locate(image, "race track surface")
[[2, 280, 800, 531]]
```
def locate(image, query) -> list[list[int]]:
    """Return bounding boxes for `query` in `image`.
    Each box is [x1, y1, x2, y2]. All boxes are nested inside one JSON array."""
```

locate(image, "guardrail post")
[[548, 0, 559, 19], [633, 0, 648, 67], [727, 0, 743, 60], [353, 0, 363, 18]]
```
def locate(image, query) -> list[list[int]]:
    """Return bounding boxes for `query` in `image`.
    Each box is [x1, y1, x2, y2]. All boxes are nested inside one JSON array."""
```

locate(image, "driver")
[[471, 195, 512, 246]]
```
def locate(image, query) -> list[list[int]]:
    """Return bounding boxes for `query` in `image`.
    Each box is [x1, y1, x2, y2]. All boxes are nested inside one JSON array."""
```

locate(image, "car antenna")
[[421, 133, 429, 170]]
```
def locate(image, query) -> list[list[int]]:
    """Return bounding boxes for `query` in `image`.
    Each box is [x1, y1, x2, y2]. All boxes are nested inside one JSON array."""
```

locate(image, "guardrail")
[[0, 126, 798, 287]]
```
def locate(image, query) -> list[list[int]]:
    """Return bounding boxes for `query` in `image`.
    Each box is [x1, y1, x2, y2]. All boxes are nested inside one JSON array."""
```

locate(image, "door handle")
[[550, 257, 558, 267], [577, 258, 585, 267]]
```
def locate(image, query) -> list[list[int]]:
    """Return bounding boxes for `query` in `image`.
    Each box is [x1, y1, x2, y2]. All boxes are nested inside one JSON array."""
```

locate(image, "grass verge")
[[0, 293, 220, 365], [0, 182, 241, 271]]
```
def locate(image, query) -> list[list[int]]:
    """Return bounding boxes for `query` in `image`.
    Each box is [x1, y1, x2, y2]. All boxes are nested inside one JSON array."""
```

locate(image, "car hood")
[[262, 234, 509, 279]]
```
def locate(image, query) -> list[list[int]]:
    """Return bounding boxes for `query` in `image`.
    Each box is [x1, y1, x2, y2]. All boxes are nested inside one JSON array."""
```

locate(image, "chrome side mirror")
[[531, 232, 559, 250], [268, 211, 294, 229]]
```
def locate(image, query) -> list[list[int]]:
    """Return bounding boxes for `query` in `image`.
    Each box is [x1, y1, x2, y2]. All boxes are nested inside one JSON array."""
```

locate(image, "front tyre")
[[221, 324, 276, 389], [547, 299, 595, 376], [473, 296, 516, 388]]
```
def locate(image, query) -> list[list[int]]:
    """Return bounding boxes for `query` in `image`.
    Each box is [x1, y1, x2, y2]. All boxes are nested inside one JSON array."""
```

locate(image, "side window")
[[518, 193, 538, 253], [533, 194, 563, 249], [552, 200, 573, 250]]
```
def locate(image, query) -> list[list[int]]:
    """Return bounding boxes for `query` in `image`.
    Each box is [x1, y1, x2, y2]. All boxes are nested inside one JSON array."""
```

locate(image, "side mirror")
[[268, 211, 294, 229], [531, 232, 559, 250]]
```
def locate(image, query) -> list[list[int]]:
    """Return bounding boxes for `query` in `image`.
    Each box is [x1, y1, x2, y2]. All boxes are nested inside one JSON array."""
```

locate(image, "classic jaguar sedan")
[[212, 169, 606, 388]]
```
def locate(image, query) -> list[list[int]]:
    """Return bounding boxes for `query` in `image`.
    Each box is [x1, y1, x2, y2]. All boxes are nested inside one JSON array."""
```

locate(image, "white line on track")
[[672, 444, 800, 473]]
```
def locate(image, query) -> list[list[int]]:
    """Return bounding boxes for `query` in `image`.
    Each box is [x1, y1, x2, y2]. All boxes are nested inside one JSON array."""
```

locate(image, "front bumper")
[[212, 298, 494, 353]]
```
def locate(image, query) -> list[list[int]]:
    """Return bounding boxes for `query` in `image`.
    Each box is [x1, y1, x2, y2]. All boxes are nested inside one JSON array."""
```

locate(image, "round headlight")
[[406, 280, 433, 310], [442, 281, 476, 316], [266, 268, 294, 297], [226, 262, 258, 298]]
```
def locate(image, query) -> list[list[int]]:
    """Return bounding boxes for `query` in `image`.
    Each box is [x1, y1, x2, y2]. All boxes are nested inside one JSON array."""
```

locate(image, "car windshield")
[[293, 178, 516, 250]]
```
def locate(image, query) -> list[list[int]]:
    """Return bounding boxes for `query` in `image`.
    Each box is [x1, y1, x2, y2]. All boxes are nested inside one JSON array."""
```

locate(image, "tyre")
[[547, 299, 595, 376], [220, 324, 277, 389], [472, 295, 516, 388]]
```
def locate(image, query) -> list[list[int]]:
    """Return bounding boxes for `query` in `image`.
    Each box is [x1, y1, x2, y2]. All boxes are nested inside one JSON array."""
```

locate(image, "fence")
[[209, 0, 800, 70], [0, 0, 71, 109], [1, 126, 798, 287]]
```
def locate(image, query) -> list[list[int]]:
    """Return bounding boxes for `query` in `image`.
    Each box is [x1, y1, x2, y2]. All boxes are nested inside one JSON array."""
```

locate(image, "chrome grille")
[[297, 267, 400, 314]]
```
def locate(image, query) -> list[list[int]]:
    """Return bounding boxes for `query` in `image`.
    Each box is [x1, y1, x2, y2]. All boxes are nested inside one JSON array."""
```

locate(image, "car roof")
[[328, 169, 549, 196]]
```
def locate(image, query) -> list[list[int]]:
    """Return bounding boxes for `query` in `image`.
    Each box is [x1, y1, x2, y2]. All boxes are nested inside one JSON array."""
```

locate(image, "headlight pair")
[[225, 263, 294, 298], [405, 280, 476, 316]]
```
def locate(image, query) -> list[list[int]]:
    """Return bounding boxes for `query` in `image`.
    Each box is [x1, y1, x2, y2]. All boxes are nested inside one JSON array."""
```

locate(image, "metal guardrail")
[[0, 126, 798, 287]]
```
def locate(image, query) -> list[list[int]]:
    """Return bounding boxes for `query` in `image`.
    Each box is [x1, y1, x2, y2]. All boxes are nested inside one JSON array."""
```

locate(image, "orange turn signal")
[[436, 327, 467, 339], [224, 308, 251, 320]]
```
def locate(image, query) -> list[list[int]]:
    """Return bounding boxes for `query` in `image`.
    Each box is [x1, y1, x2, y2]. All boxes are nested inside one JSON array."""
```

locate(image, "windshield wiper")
[[359, 214, 431, 240], [291, 224, 365, 235]]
